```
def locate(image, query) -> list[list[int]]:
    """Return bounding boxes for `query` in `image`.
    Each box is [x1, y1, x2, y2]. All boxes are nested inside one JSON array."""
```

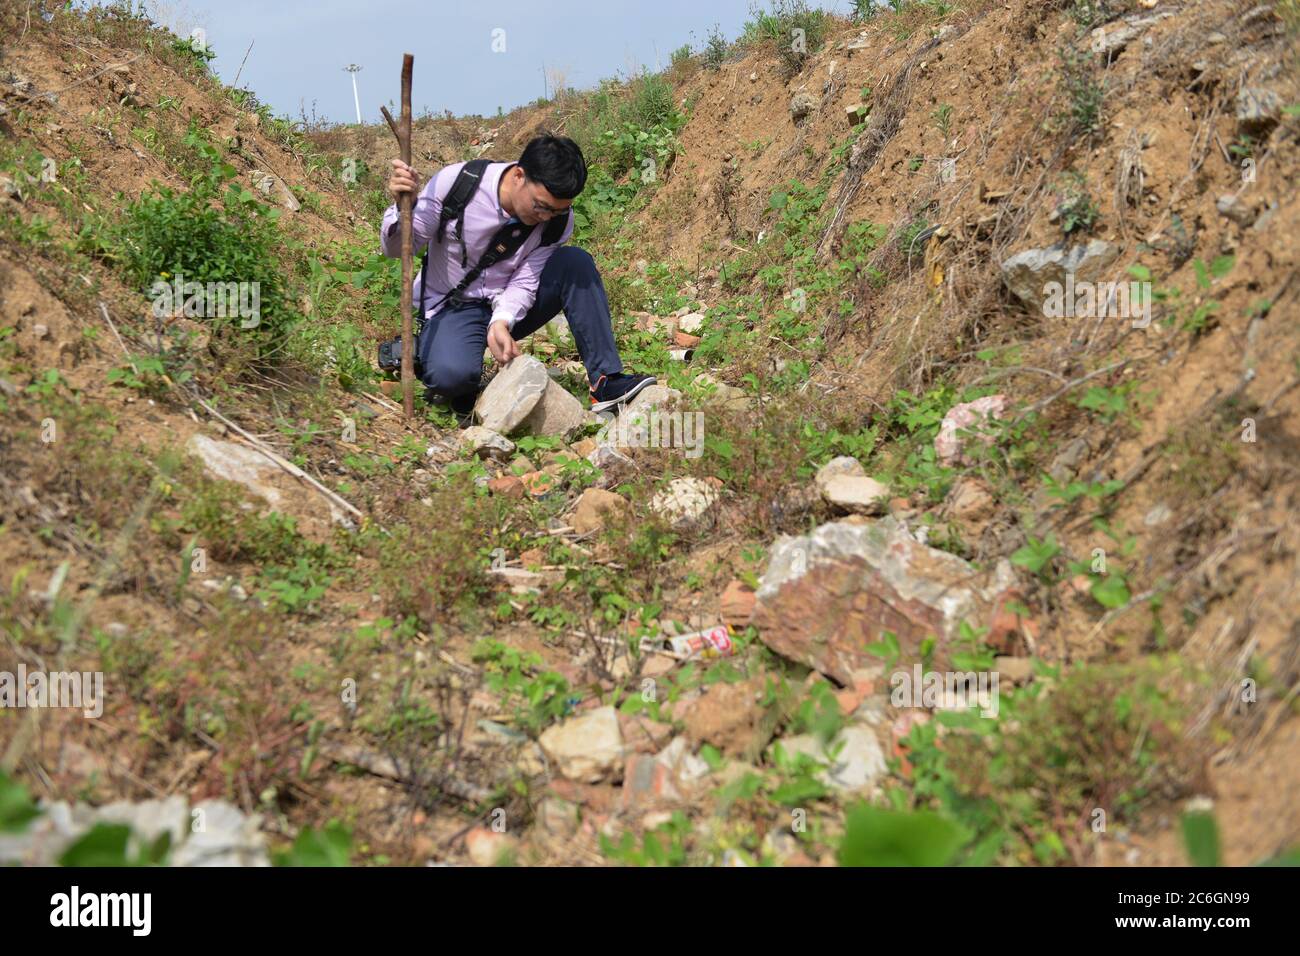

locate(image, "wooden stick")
[[193, 397, 364, 521], [232, 39, 255, 89], [383, 55, 417, 418]]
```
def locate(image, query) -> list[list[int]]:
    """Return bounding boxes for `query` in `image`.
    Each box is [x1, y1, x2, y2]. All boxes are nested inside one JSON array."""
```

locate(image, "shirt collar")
[[491, 162, 518, 221]]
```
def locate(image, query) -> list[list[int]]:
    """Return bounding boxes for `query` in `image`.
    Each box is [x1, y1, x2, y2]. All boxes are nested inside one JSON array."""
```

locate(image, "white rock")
[[655, 736, 712, 783], [186, 433, 283, 507], [650, 477, 719, 530], [171, 800, 269, 867], [814, 456, 866, 496], [821, 474, 890, 514], [538, 706, 625, 783], [677, 312, 705, 334]]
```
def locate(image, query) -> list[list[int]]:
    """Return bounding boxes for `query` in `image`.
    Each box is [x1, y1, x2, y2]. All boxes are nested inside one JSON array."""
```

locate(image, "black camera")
[[377, 335, 423, 378]]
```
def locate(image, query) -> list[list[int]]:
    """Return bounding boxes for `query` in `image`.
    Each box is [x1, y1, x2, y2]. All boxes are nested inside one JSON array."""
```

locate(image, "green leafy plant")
[[838, 805, 969, 866], [274, 821, 352, 866]]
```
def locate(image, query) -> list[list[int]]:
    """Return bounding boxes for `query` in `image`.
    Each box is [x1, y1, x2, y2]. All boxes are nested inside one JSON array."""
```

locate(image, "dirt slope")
[[1, 0, 1297, 867]]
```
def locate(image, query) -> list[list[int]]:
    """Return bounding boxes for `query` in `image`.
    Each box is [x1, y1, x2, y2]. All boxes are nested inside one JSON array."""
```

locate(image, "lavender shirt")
[[380, 160, 574, 329]]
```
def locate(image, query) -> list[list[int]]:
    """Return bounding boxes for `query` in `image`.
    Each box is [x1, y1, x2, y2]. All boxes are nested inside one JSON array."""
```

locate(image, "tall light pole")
[[343, 64, 363, 124]]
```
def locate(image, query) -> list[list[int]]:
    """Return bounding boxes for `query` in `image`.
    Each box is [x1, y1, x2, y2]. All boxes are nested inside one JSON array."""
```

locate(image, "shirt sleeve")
[[488, 211, 575, 329], [380, 162, 459, 258]]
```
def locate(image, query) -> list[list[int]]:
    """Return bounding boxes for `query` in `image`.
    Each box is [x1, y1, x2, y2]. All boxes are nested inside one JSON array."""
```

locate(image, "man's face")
[[515, 168, 571, 226]]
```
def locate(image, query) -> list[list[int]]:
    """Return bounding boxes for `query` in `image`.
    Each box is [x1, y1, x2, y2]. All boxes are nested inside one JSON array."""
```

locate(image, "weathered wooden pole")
[[381, 54, 416, 418]]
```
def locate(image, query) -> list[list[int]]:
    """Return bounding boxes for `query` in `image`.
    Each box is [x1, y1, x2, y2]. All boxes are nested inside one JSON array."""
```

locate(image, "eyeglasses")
[[523, 176, 570, 217]]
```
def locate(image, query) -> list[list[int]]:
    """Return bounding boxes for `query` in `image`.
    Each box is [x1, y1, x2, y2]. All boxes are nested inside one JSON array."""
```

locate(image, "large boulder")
[[474, 356, 549, 435], [1000, 240, 1119, 313], [752, 518, 1016, 684]]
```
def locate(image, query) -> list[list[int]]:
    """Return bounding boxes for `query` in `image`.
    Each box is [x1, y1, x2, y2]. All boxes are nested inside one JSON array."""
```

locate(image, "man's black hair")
[[518, 134, 587, 200]]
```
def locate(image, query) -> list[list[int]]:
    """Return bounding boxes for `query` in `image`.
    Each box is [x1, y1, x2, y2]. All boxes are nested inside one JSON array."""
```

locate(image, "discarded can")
[[663, 624, 734, 660], [667, 348, 694, 362]]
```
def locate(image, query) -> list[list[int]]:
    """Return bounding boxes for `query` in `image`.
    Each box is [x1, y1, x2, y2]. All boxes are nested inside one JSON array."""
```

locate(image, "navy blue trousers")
[[415, 246, 624, 398]]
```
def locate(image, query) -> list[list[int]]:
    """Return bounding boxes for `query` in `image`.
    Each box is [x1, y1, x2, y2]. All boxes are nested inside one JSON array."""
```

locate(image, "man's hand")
[[388, 159, 421, 202], [487, 320, 521, 365]]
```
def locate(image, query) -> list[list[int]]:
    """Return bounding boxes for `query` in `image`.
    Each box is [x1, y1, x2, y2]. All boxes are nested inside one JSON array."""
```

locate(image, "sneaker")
[[589, 372, 656, 413]]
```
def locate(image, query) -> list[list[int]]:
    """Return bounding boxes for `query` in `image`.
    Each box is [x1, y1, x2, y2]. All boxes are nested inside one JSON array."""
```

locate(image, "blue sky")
[[96, 1, 852, 124]]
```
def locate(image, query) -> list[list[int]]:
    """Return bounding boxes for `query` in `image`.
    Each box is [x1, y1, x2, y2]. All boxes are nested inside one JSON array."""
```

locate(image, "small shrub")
[[1057, 44, 1104, 139]]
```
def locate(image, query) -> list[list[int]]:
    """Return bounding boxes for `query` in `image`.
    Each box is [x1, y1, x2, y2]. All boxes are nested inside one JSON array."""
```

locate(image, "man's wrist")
[[488, 310, 516, 330]]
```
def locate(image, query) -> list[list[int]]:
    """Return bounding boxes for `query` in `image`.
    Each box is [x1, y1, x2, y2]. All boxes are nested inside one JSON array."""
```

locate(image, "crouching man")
[[381, 134, 654, 421]]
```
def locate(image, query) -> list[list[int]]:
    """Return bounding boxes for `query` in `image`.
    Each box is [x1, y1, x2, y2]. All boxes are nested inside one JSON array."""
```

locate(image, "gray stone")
[[693, 372, 748, 411], [1236, 87, 1282, 133], [1216, 194, 1256, 228], [518, 378, 591, 439], [460, 425, 514, 461], [1088, 12, 1174, 57], [474, 356, 549, 434], [587, 441, 633, 471], [1047, 436, 1091, 482], [772, 724, 886, 794], [252, 170, 300, 212], [799, 89, 834, 122], [1000, 240, 1120, 313]]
